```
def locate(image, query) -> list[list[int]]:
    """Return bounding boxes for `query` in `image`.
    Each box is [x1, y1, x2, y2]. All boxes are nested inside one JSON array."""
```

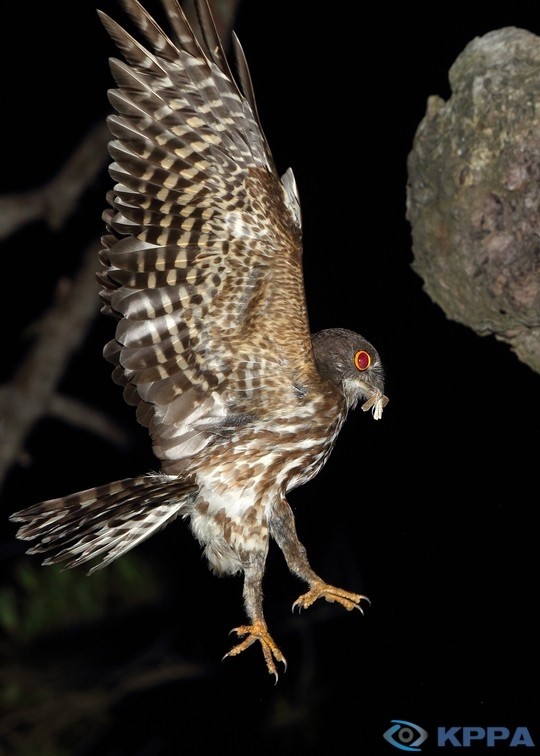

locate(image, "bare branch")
[[0, 123, 109, 241], [48, 394, 130, 449], [0, 240, 102, 489], [0, 658, 209, 743]]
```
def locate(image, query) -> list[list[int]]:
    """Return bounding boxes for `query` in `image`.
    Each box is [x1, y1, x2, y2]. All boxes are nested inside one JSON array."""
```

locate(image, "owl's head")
[[311, 328, 388, 418]]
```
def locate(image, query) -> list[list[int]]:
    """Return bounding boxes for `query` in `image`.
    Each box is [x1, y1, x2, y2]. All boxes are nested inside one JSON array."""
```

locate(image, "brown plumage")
[[10, 0, 388, 678]]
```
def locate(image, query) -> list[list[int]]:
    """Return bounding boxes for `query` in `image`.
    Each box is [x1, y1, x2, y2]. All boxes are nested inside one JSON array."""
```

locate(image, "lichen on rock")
[[406, 27, 540, 373]]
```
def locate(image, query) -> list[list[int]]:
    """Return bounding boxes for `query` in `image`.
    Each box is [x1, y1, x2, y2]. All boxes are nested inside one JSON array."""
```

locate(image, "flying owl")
[[10, 0, 388, 678]]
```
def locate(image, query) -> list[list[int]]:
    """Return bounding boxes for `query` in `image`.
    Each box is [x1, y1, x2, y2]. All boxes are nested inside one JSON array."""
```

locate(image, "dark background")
[[1, 1, 539, 754]]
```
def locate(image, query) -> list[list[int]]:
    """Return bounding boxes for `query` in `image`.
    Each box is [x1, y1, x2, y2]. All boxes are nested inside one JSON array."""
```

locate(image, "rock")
[[406, 27, 540, 373]]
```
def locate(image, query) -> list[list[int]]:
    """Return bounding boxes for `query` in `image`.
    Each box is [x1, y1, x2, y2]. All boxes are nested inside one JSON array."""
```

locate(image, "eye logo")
[[383, 720, 428, 751]]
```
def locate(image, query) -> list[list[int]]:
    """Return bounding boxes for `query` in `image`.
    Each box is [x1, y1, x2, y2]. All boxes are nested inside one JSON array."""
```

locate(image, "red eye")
[[354, 350, 371, 371]]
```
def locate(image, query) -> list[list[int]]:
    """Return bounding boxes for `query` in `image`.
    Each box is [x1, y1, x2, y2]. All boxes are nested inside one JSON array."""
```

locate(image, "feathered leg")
[[224, 551, 287, 681], [271, 495, 370, 613]]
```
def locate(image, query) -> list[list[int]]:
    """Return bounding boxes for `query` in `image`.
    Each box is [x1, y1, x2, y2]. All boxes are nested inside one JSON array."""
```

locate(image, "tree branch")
[[0, 240, 102, 489], [0, 123, 109, 241]]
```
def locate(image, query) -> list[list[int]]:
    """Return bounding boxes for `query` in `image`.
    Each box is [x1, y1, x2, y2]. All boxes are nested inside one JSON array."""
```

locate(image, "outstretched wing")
[[97, 0, 316, 473]]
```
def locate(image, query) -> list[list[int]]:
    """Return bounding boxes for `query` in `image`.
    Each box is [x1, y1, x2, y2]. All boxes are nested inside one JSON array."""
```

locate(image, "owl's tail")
[[9, 474, 198, 573]]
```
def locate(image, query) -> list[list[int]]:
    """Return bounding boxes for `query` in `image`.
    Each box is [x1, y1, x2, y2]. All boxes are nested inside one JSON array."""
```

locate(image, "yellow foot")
[[292, 579, 370, 613], [223, 620, 287, 681]]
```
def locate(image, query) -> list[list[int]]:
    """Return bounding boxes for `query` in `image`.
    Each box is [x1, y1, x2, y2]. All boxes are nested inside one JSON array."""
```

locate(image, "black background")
[[1, 1, 539, 754]]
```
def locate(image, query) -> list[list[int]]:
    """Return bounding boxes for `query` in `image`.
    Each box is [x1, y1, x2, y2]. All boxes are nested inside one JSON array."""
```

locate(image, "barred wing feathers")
[[97, 0, 314, 473]]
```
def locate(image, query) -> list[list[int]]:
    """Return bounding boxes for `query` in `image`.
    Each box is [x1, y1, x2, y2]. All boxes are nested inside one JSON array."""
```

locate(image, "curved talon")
[[293, 581, 370, 614], [223, 622, 287, 680]]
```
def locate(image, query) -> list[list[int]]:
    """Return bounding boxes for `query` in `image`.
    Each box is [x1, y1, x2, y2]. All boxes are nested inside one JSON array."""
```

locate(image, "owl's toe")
[[223, 620, 287, 680], [293, 580, 370, 613]]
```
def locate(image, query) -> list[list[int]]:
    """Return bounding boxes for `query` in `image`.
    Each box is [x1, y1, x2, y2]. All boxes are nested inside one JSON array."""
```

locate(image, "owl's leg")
[[224, 551, 287, 680], [271, 496, 370, 613]]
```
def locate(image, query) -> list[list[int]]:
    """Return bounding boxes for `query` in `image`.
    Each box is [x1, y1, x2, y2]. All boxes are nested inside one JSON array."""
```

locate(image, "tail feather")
[[10, 475, 198, 573]]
